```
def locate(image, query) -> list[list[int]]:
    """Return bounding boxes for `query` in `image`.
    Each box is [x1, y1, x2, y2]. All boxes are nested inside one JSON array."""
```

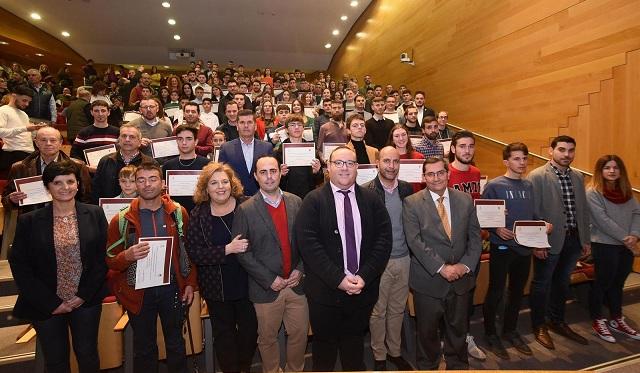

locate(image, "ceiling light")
[[356, 32, 366, 38], [0, 41, 9, 45], [30, 12, 41, 20], [35, 53, 44, 57], [350, 1, 359, 7], [168, 18, 176, 25], [324, 43, 332, 49], [332, 29, 339, 36], [163, 65, 170, 69], [161, 2, 171, 8], [173, 34, 181, 40], [64, 62, 72, 66], [340, 15, 348, 21], [61, 31, 70, 37]]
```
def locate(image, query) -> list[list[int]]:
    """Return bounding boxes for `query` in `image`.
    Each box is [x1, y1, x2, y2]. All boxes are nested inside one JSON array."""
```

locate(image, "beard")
[[455, 154, 474, 164]]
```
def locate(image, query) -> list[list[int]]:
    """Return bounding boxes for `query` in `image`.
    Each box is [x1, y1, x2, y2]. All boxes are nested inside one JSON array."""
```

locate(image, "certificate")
[[164, 107, 179, 119], [14, 176, 52, 206], [513, 221, 551, 248], [150, 137, 179, 158], [480, 175, 489, 194], [272, 126, 288, 142], [213, 145, 221, 162], [439, 138, 452, 157], [123, 111, 141, 122], [398, 160, 424, 183], [410, 135, 422, 147], [166, 170, 201, 196], [302, 126, 314, 142], [383, 112, 400, 123], [474, 199, 506, 228], [211, 102, 219, 114], [273, 89, 283, 97], [135, 237, 173, 290], [282, 143, 315, 167], [304, 107, 316, 118], [356, 164, 378, 185], [84, 144, 116, 167], [322, 142, 345, 161], [99, 198, 133, 221]]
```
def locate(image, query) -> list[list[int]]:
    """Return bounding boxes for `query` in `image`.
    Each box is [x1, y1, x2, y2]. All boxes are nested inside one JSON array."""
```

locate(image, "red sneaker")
[[608, 317, 640, 340], [592, 318, 615, 343]]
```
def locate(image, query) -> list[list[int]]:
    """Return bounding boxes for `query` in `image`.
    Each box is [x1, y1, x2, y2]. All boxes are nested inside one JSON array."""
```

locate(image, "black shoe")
[[374, 359, 387, 371], [485, 334, 510, 360], [503, 331, 533, 356], [548, 321, 589, 345], [387, 355, 414, 370]]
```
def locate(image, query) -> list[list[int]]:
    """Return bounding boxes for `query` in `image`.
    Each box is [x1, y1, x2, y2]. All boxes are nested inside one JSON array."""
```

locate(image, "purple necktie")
[[338, 190, 358, 274]]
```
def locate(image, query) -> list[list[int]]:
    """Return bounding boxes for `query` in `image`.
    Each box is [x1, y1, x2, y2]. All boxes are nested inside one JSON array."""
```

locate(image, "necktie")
[[437, 196, 451, 239], [338, 190, 358, 274]]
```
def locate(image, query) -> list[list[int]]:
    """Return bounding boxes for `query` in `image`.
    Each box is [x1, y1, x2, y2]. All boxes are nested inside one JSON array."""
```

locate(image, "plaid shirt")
[[550, 162, 577, 230], [415, 137, 444, 158]]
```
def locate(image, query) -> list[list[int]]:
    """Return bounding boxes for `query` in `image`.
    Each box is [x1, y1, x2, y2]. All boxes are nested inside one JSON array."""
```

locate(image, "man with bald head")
[[363, 146, 414, 370]]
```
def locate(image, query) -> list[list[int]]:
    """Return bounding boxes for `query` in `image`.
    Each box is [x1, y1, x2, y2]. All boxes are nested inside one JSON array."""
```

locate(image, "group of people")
[[1, 61, 639, 373]]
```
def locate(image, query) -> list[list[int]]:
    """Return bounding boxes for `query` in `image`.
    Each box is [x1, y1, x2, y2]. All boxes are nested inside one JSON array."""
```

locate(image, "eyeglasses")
[[424, 170, 447, 178], [331, 160, 358, 169], [140, 105, 157, 110]]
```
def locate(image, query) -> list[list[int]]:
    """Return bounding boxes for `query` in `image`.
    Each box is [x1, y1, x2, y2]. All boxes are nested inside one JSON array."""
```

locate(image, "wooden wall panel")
[[329, 0, 640, 188]]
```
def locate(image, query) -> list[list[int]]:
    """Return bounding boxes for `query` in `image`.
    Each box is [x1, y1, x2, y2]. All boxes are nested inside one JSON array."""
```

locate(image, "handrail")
[[448, 123, 640, 193]]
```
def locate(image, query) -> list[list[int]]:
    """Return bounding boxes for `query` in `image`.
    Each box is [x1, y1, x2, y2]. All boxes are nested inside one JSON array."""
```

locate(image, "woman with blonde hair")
[[185, 162, 257, 372]]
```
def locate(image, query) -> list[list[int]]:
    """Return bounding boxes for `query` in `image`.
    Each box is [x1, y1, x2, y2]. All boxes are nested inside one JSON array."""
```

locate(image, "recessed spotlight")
[[162, 2, 171, 8], [35, 53, 44, 57], [350, 1, 358, 7], [332, 29, 340, 36], [324, 43, 332, 49], [356, 32, 366, 38], [340, 15, 348, 21], [64, 62, 72, 66], [173, 34, 181, 40], [30, 12, 41, 20], [163, 65, 170, 69], [61, 31, 70, 37], [168, 18, 176, 25], [0, 41, 9, 45]]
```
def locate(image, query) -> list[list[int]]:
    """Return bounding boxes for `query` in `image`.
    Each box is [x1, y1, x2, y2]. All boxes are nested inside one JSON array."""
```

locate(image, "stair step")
[[0, 261, 17, 297], [0, 296, 27, 328], [0, 324, 35, 367]]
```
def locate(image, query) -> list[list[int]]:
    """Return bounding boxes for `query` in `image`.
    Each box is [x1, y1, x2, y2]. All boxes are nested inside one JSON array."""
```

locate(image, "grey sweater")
[[586, 189, 640, 245]]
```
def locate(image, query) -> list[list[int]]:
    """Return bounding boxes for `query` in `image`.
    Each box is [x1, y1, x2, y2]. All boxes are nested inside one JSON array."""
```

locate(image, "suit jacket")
[[346, 140, 379, 164], [218, 138, 273, 196], [527, 162, 590, 253], [295, 183, 392, 306], [9, 202, 108, 320], [403, 188, 482, 298], [235, 192, 304, 303]]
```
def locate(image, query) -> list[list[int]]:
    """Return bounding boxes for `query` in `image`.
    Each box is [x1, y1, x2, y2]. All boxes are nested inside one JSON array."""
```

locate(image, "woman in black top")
[[185, 162, 257, 372]]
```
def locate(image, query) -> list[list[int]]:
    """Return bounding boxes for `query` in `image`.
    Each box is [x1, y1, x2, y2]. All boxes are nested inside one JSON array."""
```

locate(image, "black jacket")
[[91, 151, 155, 203], [363, 176, 414, 203], [9, 203, 108, 320]]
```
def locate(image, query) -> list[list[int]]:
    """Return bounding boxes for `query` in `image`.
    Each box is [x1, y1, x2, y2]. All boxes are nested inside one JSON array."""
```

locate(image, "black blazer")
[[295, 183, 392, 306], [9, 202, 108, 320]]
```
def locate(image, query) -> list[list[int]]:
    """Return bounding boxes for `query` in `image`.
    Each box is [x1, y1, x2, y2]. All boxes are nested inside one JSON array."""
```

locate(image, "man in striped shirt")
[[414, 116, 444, 158], [71, 100, 120, 171]]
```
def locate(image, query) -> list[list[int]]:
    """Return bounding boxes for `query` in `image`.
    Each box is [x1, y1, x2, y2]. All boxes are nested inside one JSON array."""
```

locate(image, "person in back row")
[[70, 100, 120, 169]]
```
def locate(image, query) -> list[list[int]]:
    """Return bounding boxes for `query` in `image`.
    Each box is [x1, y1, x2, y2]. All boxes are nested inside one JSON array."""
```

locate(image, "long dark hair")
[[589, 154, 633, 200]]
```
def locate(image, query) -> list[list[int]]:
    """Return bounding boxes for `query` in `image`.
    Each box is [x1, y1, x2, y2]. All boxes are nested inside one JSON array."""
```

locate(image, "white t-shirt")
[[0, 105, 35, 152], [200, 111, 220, 130]]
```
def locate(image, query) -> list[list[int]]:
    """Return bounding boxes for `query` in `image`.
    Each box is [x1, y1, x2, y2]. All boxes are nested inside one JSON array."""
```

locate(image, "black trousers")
[[205, 297, 257, 373], [589, 242, 634, 319], [482, 244, 531, 335], [307, 297, 374, 371], [414, 289, 470, 370]]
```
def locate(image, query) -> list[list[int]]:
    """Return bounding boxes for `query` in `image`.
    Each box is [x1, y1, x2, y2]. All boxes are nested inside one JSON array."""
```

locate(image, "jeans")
[[529, 233, 582, 328], [589, 242, 634, 319], [128, 282, 187, 373], [33, 303, 102, 373]]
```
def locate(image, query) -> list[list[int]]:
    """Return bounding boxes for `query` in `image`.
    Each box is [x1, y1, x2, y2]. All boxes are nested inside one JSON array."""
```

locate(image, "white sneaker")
[[467, 334, 487, 361], [609, 317, 640, 340], [593, 318, 616, 343]]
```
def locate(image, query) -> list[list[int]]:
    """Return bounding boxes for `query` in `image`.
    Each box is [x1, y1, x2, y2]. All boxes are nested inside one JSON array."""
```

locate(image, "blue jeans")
[[128, 282, 187, 373], [530, 233, 583, 328], [33, 303, 102, 373]]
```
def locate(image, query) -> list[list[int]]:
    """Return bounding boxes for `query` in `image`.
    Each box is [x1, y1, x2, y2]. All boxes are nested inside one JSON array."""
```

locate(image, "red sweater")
[[448, 164, 482, 200], [266, 200, 292, 278]]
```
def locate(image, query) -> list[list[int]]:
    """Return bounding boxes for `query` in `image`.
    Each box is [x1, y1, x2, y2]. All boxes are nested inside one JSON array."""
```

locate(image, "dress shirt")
[[330, 182, 363, 276], [40, 154, 60, 172], [240, 137, 255, 173], [415, 137, 444, 158], [429, 188, 470, 274], [143, 118, 159, 127], [260, 188, 283, 208]]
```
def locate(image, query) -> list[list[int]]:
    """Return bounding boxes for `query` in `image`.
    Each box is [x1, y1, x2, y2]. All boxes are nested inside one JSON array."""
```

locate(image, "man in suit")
[[527, 135, 591, 349], [403, 157, 482, 370], [218, 109, 273, 195], [235, 155, 308, 372], [296, 146, 392, 371]]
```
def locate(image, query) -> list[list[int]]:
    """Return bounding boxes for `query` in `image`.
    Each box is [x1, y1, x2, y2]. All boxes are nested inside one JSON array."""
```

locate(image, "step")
[[0, 324, 35, 367], [0, 261, 17, 297], [0, 295, 27, 328]]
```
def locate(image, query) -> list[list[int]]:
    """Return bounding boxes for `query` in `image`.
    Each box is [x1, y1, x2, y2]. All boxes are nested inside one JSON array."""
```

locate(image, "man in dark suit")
[[235, 155, 308, 372], [218, 109, 273, 195], [296, 146, 392, 371], [403, 157, 482, 370]]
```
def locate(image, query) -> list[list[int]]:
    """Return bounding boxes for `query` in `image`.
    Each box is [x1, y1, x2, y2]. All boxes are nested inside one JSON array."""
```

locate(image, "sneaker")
[[593, 318, 616, 343], [466, 334, 487, 361], [609, 317, 640, 340]]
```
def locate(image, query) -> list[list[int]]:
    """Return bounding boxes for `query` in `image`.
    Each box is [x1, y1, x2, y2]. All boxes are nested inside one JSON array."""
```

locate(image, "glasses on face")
[[424, 170, 447, 179], [140, 105, 157, 110], [331, 160, 358, 169]]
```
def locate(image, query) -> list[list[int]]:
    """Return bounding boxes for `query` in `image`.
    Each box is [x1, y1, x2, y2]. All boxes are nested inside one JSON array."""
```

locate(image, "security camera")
[[400, 52, 411, 62]]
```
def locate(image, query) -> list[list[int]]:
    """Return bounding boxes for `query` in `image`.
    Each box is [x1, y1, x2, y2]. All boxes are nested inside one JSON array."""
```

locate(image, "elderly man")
[[24, 69, 56, 122]]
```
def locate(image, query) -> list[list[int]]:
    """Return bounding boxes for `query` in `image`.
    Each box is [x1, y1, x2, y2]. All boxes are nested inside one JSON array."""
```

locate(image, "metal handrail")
[[448, 123, 640, 193]]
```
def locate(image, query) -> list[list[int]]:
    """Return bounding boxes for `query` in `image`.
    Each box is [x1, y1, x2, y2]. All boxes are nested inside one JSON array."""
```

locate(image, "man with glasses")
[[129, 98, 173, 159], [437, 111, 454, 139], [403, 157, 482, 370], [296, 146, 392, 371]]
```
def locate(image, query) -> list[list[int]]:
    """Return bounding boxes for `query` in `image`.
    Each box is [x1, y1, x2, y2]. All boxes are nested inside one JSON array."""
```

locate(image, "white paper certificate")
[[282, 143, 315, 167], [273, 126, 289, 142], [166, 170, 201, 196], [213, 145, 221, 162], [303, 127, 314, 142], [513, 221, 551, 248], [398, 160, 424, 183], [84, 144, 117, 167], [135, 237, 173, 290], [410, 136, 423, 147], [304, 107, 316, 118], [164, 107, 179, 119], [99, 198, 134, 222], [322, 143, 345, 161], [357, 164, 378, 185], [383, 112, 400, 123], [439, 138, 452, 157], [14, 176, 52, 206], [480, 175, 489, 194], [211, 102, 219, 114], [474, 199, 506, 228], [150, 137, 180, 158], [123, 111, 141, 122]]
